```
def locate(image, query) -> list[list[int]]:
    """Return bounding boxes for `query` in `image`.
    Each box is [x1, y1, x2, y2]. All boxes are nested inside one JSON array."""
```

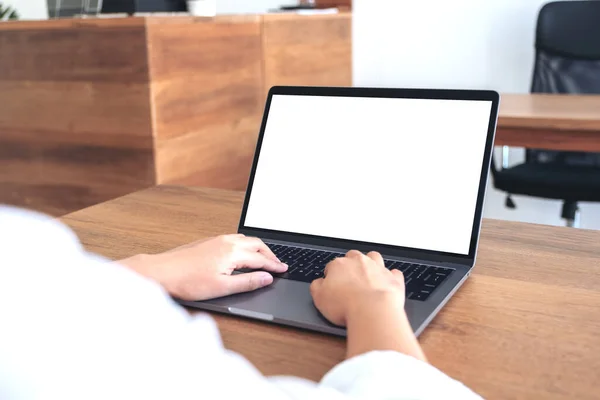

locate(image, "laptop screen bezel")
[[237, 86, 500, 266]]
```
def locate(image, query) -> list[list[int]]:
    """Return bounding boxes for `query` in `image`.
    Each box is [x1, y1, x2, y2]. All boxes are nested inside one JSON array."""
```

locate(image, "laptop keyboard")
[[266, 243, 453, 302]]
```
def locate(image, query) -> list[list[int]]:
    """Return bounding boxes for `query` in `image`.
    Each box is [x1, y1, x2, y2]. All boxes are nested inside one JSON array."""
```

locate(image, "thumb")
[[236, 251, 288, 273], [220, 271, 274, 296], [309, 278, 323, 300]]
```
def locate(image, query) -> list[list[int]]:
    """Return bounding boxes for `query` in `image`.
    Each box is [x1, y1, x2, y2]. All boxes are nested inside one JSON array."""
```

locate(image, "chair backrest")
[[528, 0, 600, 167]]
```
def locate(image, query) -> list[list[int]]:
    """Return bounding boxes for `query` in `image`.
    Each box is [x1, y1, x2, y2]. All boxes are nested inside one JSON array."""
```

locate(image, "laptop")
[[180, 86, 500, 336]]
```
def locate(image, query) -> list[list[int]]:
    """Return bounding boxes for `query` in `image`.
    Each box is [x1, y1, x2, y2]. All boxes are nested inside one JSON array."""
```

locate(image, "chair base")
[[562, 200, 579, 228], [502, 196, 581, 228]]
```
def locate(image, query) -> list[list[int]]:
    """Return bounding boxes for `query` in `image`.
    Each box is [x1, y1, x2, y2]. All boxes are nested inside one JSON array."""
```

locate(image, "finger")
[[239, 237, 281, 263], [220, 271, 273, 296], [310, 278, 324, 299], [237, 251, 288, 273], [323, 257, 343, 277], [391, 269, 405, 284], [345, 250, 363, 259], [366, 251, 384, 266]]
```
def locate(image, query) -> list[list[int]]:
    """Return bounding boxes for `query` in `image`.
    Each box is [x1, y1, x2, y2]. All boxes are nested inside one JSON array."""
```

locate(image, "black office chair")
[[491, 0, 600, 227]]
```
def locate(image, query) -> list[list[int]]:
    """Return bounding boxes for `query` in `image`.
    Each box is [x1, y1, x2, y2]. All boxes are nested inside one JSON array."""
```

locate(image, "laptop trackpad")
[[199, 278, 340, 331], [188, 276, 426, 336]]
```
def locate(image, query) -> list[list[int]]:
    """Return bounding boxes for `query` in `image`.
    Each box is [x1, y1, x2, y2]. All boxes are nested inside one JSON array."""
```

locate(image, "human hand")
[[310, 250, 405, 326], [119, 234, 287, 301], [310, 250, 426, 361]]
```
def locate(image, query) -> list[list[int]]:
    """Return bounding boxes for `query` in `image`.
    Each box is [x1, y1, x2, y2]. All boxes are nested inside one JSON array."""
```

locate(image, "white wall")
[[4, 0, 48, 19], [353, 0, 549, 91], [353, 0, 600, 229], [216, 0, 284, 14]]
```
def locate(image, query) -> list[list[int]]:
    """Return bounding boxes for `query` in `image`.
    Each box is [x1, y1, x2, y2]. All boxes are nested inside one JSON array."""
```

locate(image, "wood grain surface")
[[146, 16, 264, 189], [61, 185, 600, 400], [262, 12, 352, 99], [316, 0, 352, 9], [497, 94, 600, 152], [1, 14, 352, 215], [0, 18, 155, 216]]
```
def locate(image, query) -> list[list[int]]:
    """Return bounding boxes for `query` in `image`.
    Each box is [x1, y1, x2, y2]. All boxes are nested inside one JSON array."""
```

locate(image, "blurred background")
[[1, 0, 599, 229]]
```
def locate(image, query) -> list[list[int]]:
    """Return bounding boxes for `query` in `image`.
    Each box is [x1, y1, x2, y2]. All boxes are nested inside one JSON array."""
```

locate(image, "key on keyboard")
[[265, 243, 453, 301]]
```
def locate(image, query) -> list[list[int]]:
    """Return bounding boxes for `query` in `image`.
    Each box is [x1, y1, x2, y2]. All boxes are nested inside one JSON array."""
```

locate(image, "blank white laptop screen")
[[243, 94, 493, 255]]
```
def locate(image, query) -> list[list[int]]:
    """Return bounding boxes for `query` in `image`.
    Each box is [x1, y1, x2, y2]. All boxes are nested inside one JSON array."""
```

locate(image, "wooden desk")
[[0, 13, 351, 216], [60, 185, 600, 400], [497, 94, 600, 152]]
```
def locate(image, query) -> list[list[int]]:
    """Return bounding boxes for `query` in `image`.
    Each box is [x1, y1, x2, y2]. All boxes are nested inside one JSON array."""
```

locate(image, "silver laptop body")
[[180, 86, 500, 337]]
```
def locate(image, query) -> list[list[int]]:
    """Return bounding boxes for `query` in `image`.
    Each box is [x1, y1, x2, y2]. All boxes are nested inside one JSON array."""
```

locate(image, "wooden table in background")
[[317, 0, 352, 9], [0, 13, 351, 216], [60, 185, 600, 400], [497, 94, 600, 152]]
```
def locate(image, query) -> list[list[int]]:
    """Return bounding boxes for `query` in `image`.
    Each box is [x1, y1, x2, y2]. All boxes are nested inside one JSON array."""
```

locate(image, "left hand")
[[119, 234, 287, 301]]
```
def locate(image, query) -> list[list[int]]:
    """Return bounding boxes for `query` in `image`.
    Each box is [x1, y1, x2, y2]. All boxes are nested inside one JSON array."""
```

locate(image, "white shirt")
[[0, 206, 482, 400]]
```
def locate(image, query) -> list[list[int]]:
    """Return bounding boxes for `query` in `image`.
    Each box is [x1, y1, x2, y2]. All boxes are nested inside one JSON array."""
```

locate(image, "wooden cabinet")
[[0, 13, 351, 215]]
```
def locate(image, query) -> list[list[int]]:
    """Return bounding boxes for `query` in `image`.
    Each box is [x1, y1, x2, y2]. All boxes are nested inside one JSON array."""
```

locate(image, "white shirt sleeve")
[[0, 206, 482, 400]]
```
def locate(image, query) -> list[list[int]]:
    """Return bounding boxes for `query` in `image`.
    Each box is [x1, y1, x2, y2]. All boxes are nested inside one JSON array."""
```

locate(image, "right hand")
[[119, 234, 287, 301], [310, 250, 405, 326]]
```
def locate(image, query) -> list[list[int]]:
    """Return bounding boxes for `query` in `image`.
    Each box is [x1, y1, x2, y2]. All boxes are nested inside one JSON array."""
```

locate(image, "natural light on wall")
[[352, 0, 600, 229]]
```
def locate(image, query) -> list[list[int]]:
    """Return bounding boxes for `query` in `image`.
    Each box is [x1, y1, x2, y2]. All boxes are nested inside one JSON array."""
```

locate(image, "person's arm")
[[308, 250, 479, 399], [346, 292, 426, 360], [312, 250, 427, 361], [114, 228, 477, 399], [0, 207, 481, 400], [112, 230, 477, 398], [118, 234, 288, 301]]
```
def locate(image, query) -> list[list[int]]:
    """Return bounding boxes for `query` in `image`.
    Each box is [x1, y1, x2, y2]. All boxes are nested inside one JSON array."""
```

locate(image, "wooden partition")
[[0, 12, 352, 215], [0, 18, 155, 215], [147, 16, 265, 189], [262, 13, 352, 98]]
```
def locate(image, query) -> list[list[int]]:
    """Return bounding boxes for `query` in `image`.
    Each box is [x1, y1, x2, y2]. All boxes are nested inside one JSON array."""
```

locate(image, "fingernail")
[[261, 274, 273, 286], [280, 262, 288, 270]]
